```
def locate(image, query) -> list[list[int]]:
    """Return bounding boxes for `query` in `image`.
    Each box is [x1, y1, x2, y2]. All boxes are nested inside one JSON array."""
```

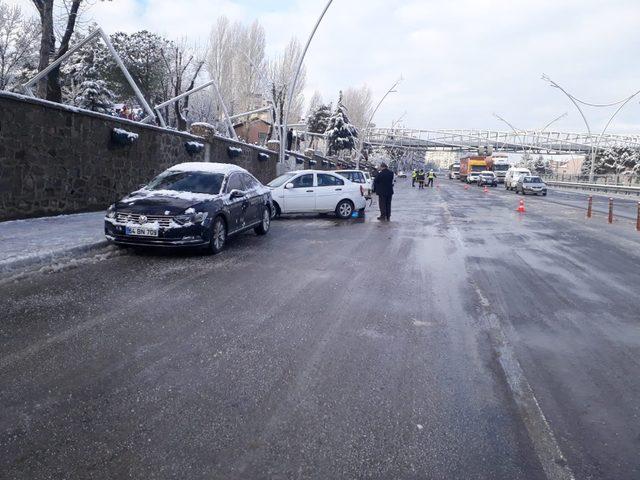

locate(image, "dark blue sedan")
[[105, 163, 273, 253]]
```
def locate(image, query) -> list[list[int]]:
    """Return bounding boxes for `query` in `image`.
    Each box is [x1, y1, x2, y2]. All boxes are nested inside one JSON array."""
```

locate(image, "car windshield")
[[481, 173, 494, 177], [524, 177, 542, 183], [145, 171, 225, 195], [494, 165, 510, 171], [471, 165, 485, 171], [268, 173, 296, 188]]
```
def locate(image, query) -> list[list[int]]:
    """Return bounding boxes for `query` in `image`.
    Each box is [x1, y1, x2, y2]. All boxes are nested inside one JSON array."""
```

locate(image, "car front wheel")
[[254, 206, 271, 235], [336, 199, 354, 219], [209, 216, 227, 254]]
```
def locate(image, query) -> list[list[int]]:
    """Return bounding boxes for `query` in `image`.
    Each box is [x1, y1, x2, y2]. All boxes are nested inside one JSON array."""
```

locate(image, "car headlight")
[[106, 204, 117, 219], [174, 211, 208, 225]]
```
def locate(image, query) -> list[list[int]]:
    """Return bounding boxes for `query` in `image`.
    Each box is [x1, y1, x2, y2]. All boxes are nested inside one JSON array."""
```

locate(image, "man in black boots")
[[373, 163, 394, 221]]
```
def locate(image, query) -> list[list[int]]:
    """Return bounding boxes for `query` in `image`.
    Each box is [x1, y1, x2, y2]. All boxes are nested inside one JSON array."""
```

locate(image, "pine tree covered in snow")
[[62, 33, 114, 113], [582, 147, 639, 177], [325, 92, 358, 156], [74, 79, 115, 113], [307, 103, 331, 134]]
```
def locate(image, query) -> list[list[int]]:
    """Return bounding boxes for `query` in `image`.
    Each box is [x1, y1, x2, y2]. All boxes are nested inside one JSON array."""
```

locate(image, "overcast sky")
[[15, 0, 640, 133]]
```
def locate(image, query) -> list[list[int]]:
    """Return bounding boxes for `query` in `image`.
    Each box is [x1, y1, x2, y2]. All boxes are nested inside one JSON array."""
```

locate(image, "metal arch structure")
[[365, 128, 640, 155], [22, 28, 156, 123]]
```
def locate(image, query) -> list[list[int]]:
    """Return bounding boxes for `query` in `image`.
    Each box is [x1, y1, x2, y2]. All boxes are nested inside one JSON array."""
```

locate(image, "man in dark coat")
[[373, 162, 394, 221]]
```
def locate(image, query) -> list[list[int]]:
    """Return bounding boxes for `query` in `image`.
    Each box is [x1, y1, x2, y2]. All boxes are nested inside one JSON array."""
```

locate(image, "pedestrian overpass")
[[365, 128, 640, 155]]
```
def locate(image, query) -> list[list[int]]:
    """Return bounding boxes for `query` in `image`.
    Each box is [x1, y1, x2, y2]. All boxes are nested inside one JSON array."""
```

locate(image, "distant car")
[[104, 162, 273, 253], [268, 170, 367, 219], [505, 167, 531, 190], [334, 169, 372, 197], [467, 170, 482, 183], [397, 171, 407, 178], [477, 171, 498, 187], [516, 176, 548, 196]]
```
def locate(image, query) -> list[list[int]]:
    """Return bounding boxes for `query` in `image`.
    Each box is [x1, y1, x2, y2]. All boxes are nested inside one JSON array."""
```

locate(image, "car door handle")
[[335, 188, 342, 191], [306, 190, 314, 193]]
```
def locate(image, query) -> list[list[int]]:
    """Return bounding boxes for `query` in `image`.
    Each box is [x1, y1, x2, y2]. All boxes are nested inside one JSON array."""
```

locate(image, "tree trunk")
[[33, 0, 82, 102], [34, 0, 54, 98]]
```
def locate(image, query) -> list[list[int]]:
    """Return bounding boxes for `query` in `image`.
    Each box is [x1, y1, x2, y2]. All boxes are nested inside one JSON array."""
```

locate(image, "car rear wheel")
[[336, 199, 354, 219], [272, 201, 282, 218], [209, 216, 227, 254], [254, 206, 271, 235]]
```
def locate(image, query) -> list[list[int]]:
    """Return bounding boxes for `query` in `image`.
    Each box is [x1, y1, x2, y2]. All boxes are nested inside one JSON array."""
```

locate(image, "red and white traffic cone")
[[464, 184, 469, 190], [483, 186, 489, 193], [516, 200, 525, 213]]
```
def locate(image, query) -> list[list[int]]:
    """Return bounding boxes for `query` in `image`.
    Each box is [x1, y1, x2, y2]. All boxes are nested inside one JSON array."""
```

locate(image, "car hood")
[[116, 190, 219, 215]]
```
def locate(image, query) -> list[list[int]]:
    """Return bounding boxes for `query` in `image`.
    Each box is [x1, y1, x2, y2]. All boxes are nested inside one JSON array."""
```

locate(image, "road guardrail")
[[546, 180, 640, 196]]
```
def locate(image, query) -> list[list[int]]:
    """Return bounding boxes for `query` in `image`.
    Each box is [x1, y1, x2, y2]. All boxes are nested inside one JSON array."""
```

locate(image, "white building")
[[425, 151, 458, 169]]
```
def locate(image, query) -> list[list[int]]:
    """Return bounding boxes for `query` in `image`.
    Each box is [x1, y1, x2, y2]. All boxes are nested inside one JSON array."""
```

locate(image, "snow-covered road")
[[1, 181, 639, 479]]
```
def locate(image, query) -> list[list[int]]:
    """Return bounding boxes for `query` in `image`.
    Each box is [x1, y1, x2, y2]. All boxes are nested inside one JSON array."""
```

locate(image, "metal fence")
[[542, 173, 640, 187]]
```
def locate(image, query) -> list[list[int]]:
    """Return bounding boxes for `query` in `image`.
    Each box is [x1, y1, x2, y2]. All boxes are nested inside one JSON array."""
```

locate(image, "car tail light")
[[360, 185, 364, 196]]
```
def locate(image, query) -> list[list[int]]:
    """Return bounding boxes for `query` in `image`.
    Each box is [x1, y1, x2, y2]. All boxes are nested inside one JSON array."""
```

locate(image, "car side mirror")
[[229, 189, 245, 199], [285, 183, 294, 190]]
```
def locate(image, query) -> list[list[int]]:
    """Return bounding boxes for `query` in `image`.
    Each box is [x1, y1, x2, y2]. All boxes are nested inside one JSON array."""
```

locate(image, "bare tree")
[[268, 37, 306, 132], [0, 2, 40, 90], [206, 16, 266, 118], [161, 38, 206, 131], [30, 0, 109, 102], [306, 90, 322, 119], [342, 85, 373, 130], [235, 20, 266, 113]]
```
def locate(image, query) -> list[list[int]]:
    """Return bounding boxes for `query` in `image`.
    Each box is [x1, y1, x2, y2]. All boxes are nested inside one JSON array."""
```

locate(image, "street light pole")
[[280, 0, 334, 165], [493, 113, 528, 159], [357, 76, 402, 170], [542, 75, 640, 183], [542, 75, 596, 181]]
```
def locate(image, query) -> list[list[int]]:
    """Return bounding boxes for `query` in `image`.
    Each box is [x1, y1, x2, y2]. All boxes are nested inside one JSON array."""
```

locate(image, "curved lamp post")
[[280, 0, 334, 165], [542, 74, 640, 182], [493, 113, 528, 159], [357, 76, 402, 169]]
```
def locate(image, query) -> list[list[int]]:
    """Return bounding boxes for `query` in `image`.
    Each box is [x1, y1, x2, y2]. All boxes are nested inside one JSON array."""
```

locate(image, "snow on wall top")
[[168, 162, 247, 175]]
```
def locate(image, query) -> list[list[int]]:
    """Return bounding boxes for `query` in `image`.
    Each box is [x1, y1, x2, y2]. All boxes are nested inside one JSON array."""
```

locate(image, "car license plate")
[[126, 226, 159, 237]]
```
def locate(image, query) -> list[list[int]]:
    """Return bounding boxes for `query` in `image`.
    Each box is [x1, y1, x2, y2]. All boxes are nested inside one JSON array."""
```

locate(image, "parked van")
[[505, 167, 531, 190]]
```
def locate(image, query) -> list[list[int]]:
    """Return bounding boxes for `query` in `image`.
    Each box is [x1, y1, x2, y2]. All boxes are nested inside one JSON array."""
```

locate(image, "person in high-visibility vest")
[[427, 170, 437, 188], [411, 170, 417, 188], [417, 170, 426, 189]]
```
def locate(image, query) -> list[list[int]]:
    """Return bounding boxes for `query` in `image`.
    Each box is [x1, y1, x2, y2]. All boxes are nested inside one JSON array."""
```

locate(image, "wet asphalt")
[[1, 180, 639, 479]]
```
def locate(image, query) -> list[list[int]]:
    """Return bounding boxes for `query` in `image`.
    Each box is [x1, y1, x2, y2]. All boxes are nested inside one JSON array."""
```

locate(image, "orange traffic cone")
[[516, 200, 526, 213], [483, 186, 489, 193]]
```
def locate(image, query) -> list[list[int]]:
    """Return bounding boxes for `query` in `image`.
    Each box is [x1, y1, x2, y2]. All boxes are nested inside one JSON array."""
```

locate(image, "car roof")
[[334, 169, 364, 173], [286, 169, 342, 174], [168, 162, 247, 175]]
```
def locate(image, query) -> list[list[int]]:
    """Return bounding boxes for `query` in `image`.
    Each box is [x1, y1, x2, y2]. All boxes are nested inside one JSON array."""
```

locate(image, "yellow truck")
[[459, 156, 489, 183]]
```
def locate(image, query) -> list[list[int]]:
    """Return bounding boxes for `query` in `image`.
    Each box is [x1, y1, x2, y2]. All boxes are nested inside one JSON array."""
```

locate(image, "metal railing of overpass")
[[365, 128, 640, 154]]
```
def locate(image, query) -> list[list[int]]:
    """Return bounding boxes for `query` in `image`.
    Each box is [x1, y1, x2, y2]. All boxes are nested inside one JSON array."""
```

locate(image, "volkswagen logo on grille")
[[139, 215, 148, 224]]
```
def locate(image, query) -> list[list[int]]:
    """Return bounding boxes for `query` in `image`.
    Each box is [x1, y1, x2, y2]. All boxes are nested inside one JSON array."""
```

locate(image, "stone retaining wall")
[[0, 92, 278, 221]]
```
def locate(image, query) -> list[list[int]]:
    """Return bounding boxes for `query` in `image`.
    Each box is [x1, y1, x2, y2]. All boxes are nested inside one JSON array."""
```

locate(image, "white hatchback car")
[[268, 170, 367, 219]]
